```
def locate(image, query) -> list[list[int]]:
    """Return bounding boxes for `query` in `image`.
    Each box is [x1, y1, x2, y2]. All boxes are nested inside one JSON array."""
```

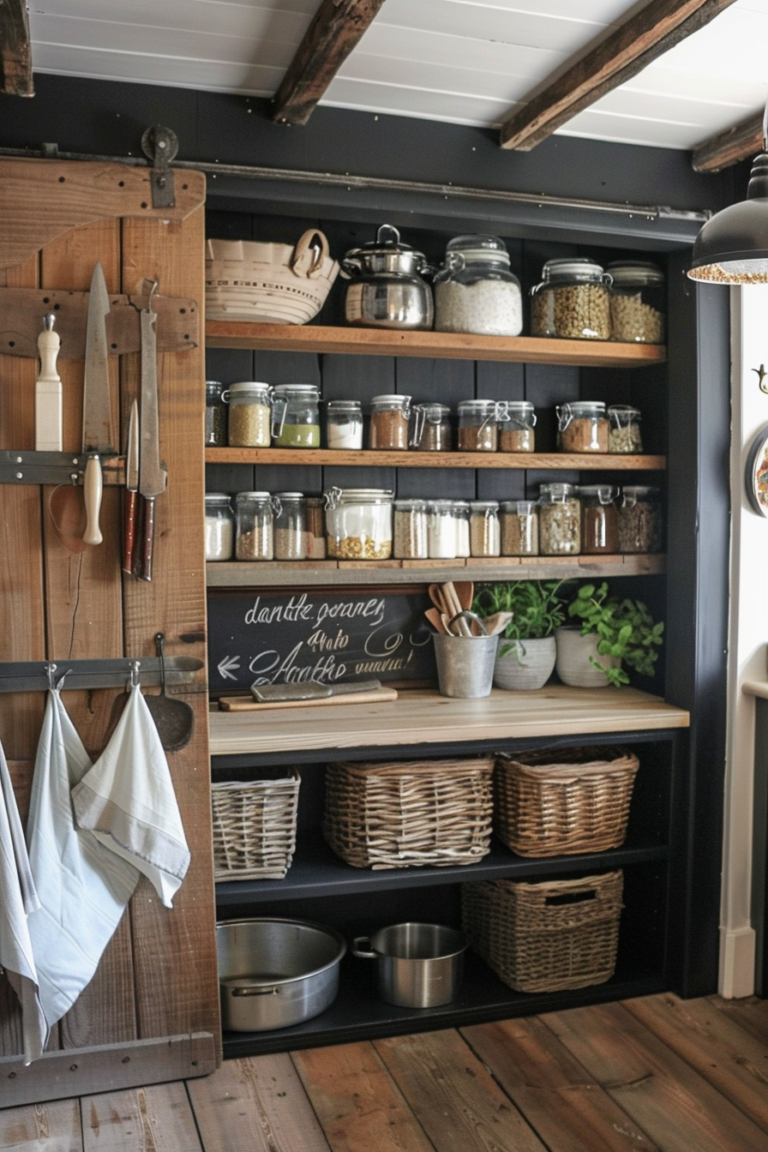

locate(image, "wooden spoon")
[[424, 607, 448, 634], [453, 581, 474, 611]]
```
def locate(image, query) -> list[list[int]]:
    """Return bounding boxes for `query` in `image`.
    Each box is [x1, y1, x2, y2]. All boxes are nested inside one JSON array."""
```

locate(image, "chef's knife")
[[122, 398, 139, 574], [82, 262, 114, 546], [135, 295, 167, 582]]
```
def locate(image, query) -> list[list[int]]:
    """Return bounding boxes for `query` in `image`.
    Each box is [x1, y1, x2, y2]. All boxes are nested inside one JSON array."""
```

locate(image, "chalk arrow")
[[217, 655, 240, 680]]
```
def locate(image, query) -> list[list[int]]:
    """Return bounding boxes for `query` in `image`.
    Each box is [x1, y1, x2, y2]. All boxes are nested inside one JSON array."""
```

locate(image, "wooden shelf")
[[208, 685, 689, 758], [206, 447, 665, 470], [206, 552, 665, 587], [205, 321, 666, 368]]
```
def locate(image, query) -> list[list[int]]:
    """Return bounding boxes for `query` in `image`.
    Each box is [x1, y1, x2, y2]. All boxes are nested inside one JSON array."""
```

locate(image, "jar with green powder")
[[271, 384, 321, 448]]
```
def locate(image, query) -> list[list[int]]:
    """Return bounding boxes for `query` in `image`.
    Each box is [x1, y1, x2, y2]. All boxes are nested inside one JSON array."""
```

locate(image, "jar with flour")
[[434, 235, 523, 336]]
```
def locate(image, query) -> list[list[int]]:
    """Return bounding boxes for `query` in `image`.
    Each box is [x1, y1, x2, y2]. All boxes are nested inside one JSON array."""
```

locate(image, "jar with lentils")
[[369, 394, 412, 450], [500, 500, 539, 556], [606, 260, 665, 344], [205, 381, 227, 446], [234, 491, 274, 560], [530, 258, 612, 340], [225, 382, 272, 447], [469, 501, 501, 557], [539, 483, 581, 555], [325, 488, 393, 560], [273, 492, 307, 560], [411, 403, 453, 451], [579, 485, 619, 554], [608, 405, 643, 454], [618, 486, 663, 553], [557, 401, 609, 453], [271, 384, 321, 448], [457, 399, 499, 452], [393, 498, 429, 559], [498, 400, 536, 452]]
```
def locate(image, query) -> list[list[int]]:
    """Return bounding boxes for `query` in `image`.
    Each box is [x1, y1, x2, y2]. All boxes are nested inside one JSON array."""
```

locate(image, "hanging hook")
[[753, 364, 768, 394], [46, 662, 57, 690], [148, 279, 160, 313], [129, 660, 142, 691]]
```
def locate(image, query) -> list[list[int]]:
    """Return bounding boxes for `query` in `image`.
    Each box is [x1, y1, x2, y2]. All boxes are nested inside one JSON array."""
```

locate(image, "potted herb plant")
[[555, 581, 664, 689], [473, 580, 567, 690]]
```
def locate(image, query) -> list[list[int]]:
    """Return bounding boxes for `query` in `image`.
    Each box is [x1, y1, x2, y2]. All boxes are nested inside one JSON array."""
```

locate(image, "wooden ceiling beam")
[[272, 0, 386, 126], [692, 110, 764, 172], [0, 0, 34, 96], [500, 0, 737, 152]]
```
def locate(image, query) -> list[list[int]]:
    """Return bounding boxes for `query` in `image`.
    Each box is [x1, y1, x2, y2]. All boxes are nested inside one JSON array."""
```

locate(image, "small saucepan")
[[353, 922, 467, 1008]]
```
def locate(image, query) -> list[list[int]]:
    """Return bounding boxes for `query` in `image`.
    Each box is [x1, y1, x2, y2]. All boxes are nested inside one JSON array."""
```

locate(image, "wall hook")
[[46, 662, 57, 690], [752, 364, 768, 393], [129, 660, 142, 690]]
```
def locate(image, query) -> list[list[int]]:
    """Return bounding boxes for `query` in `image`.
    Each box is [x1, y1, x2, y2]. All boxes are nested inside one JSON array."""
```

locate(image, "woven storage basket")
[[495, 746, 639, 858], [211, 769, 300, 880], [462, 871, 623, 993], [323, 758, 494, 870], [206, 232, 340, 324]]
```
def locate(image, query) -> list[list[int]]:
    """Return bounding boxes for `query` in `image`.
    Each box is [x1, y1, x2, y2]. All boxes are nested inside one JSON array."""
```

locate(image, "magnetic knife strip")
[[0, 450, 125, 486]]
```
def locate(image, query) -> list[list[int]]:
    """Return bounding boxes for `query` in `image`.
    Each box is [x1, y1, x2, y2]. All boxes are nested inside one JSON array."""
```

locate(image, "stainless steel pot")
[[341, 224, 433, 330], [353, 922, 467, 1008], [217, 918, 347, 1031]]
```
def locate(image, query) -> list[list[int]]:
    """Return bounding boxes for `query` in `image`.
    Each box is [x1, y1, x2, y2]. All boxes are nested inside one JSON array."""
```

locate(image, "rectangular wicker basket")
[[462, 871, 624, 993], [211, 769, 300, 880], [495, 746, 640, 858], [323, 758, 494, 870]]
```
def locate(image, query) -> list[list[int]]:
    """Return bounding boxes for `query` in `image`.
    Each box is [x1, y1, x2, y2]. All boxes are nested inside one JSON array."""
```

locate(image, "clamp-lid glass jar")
[[411, 403, 452, 451], [271, 384, 321, 448], [204, 493, 234, 561], [469, 501, 501, 557], [225, 382, 272, 447], [618, 486, 663, 553], [530, 258, 612, 340], [557, 401, 609, 453], [457, 399, 499, 452], [606, 261, 665, 344], [608, 405, 643, 454], [369, 394, 412, 450], [273, 492, 307, 560], [579, 485, 619, 554], [498, 400, 536, 453], [428, 500, 458, 559], [500, 500, 539, 556], [393, 498, 429, 559], [205, 381, 227, 446], [234, 491, 274, 560], [434, 235, 523, 336], [326, 399, 363, 449], [325, 487, 393, 560], [304, 495, 327, 559], [538, 483, 581, 555]]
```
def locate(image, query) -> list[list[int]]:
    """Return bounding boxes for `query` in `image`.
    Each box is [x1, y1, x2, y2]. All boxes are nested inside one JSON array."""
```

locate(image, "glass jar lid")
[[225, 381, 272, 399], [622, 485, 660, 499], [326, 399, 362, 411], [415, 402, 451, 416], [371, 393, 411, 408], [539, 257, 607, 285], [501, 500, 537, 513], [559, 400, 607, 416], [205, 492, 231, 506], [273, 491, 305, 500], [431, 499, 457, 512], [470, 500, 499, 511], [394, 498, 428, 509], [539, 482, 577, 501], [606, 260, 665, 286], [235, 490, 272, 504], [608, 404, 642, 419], [458, 399, 499, 412], [325, 486, 394, 507], [445, 234, 510, 265], [578, 485, 618, 502], [504, 400, 535, 413], [273, 383, 320, 397], [205, 380, 224, 399]]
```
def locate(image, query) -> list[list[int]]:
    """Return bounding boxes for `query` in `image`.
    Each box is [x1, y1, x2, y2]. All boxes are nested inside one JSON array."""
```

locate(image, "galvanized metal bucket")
[[432, 633, 499, 698]]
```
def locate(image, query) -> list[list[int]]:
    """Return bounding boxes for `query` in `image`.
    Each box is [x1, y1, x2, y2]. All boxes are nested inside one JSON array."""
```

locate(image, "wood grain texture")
[[374, 1029, 548, 1152], [499, 0, 739, 150], [292, 1042, 435, 1152], [0, 0, 33, 96], [206, 322, 667, 367], [693, 111, 764, 173], [188, 1054, 332, 1152], [0, 1099, 81, 1151], [272, 0, 387, 126], [710, 995, 768, 1045], [461, 1015, 659, 1152], [206, 447, 666, 470], [81, 1083, 203, 1152]]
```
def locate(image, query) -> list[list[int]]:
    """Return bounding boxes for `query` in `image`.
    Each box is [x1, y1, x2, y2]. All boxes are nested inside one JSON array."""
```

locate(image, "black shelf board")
[[221, 949, 666, 1059], [215, 830, 668, 906]]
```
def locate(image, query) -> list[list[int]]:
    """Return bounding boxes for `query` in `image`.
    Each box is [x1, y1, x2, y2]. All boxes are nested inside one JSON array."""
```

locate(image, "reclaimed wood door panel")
[[80, 1083, 203, 1152], [0, 1097, 81, 1151]]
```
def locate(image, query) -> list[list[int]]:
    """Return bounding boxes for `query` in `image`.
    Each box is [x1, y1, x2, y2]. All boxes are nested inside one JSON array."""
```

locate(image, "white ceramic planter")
[[554, 627, 621, 688], [493, 635, 556, 691]]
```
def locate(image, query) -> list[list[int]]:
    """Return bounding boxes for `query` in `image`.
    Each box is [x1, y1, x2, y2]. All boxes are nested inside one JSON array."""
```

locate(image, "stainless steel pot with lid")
[[341, 224, 434, 330]]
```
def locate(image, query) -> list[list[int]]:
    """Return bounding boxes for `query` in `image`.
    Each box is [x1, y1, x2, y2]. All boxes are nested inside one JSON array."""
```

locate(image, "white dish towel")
[[72, 681, 190, 908]]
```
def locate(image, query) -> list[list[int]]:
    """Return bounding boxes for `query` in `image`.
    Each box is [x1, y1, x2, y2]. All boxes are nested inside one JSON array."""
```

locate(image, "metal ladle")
[[145, 632, 195, 752]]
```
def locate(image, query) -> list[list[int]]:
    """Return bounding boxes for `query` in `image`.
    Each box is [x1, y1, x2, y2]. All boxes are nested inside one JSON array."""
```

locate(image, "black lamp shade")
[[688, 153, 768, 283]]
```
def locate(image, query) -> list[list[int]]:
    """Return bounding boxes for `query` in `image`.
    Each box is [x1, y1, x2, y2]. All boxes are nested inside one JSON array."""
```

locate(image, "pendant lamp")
[[688, 104, 768, 284]]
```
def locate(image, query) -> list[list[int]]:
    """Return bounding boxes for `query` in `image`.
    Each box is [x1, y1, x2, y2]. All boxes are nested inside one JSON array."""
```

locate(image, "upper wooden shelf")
[[206, 448, 665, 470], [205, 322, 667, 367]]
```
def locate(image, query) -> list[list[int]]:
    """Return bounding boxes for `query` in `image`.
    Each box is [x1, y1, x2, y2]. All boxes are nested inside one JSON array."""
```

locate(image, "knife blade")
[[82, 262, 114, 546], [122, 398, 139, 574], [135, 296, 167, 582]]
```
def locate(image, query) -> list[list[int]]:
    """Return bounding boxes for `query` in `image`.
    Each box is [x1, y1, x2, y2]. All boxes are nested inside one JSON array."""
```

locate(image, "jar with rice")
[[434, 235, 523, 336]]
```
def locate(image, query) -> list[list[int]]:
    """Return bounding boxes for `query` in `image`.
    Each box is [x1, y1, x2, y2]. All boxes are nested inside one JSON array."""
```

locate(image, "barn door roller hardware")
[[141, 126, 179, 209]]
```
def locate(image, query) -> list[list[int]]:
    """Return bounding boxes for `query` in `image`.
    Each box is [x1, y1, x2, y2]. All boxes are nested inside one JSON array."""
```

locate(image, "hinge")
[[141, 125, 179, 209]]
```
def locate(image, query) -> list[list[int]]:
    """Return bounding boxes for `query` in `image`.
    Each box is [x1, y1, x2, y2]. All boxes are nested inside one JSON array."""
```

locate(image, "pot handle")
[[230, 984, 280, 997], [352, 936, 376, 959], [291, 230, 329, 280]]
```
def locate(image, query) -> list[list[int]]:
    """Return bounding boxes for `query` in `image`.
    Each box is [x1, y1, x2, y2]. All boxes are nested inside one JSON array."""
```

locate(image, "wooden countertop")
[[208, 685, 690, 757]]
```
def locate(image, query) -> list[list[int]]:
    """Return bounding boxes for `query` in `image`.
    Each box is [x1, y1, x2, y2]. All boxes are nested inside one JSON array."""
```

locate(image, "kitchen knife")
[[250, 679, 382, 703], [135, 293, 167, 582], [122, 398, 139, 574], [82, 262, 115, 546]]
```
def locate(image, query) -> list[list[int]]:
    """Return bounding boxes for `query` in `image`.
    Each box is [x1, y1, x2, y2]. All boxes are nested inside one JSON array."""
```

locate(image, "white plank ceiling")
[[26, 0, 768, 152]]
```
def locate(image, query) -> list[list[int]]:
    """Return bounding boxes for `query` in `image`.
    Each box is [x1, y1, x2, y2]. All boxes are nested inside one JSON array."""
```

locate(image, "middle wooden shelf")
[[206, 447, 666, 470]]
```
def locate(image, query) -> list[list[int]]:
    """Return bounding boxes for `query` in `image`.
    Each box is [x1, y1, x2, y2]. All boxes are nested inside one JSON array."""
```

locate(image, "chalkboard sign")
[[207, 587, 435, 694]]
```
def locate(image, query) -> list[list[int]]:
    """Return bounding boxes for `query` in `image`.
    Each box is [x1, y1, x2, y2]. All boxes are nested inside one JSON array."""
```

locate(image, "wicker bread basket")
[[323, 758, 494, 870], [211, 769, 300, 880], [462, 870, 623, 992], [205, 231, 340, 324], [495, 746, 639, 858]]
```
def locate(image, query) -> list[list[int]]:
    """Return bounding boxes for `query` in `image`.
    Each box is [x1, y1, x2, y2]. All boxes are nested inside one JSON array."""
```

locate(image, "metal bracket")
[[0, 656, 204, 693], [0, 450, 124, 486], [141, 125, 179, 209]]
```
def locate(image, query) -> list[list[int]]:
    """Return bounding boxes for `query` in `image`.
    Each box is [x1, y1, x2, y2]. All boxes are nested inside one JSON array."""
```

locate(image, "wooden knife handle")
[[83, 455, 103, 546], [138, 495, 155, 582], [123, 488, 138, 574]]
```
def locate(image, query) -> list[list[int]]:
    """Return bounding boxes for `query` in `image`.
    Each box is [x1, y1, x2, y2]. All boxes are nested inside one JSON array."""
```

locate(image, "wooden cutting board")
[[218, 686, 399, 711]]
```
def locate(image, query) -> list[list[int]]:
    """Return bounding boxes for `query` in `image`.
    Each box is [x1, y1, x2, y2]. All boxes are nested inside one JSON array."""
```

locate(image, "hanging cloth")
[[26, 689, 140, 1032], [0, 737, 46, 1065], [72, 681, 190, 909]]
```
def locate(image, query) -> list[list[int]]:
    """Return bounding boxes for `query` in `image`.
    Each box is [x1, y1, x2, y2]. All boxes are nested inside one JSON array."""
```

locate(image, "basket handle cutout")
[[291, 230, 329, 280], [545, 890, 598, 907]]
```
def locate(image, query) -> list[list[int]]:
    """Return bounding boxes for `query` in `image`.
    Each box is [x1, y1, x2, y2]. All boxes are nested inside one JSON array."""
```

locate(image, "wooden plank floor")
[[3, 993, 768, 1152]]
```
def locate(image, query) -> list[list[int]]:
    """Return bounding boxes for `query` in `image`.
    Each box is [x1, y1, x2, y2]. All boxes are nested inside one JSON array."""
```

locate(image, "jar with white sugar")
[[326, 399, 363, 449], [204, 493, 234, 561], [428, 500, 458, 559], [453, 500, 471, 557], [434, 235, 523, 336]]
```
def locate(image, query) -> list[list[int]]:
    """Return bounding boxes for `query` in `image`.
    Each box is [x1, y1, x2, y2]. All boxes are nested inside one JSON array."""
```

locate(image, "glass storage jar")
[[454, 500, 471, 557], [579, 485, 619, 554], [557, 401, 609, 453], [500, 500, 539, 556], [538, 483, 581, 555], [224, 382, 272, 447], [325, 399, 363, 449], [530, 258, 612, 340], [273, 492, 307, 560], [205, 381, 227, 446], [304, 496, 327, 559], [234, 491, 274, 560], [498, 400, 536, 452], [411, 403, 453, 451], [469, 501, 501, 557], [393, 499, 429, 559], [457, 399, 499, 452], [608, 405, 643, 453], [204, 493, 234, 561], [618, 486, 663, 553], [271, 384, 321, 448], [325, 488, 393, 560], [428, 500, 458, 559], [434, 235, 523, 336], [369, 394, 412, 450], [606, 261, 665, 344]]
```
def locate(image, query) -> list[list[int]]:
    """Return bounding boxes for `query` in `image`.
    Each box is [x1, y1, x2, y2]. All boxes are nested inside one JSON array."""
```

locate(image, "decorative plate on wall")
[[745, 423, 768, 516]]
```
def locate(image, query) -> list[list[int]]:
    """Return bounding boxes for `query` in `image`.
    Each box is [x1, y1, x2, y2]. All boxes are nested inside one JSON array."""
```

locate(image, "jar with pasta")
[[204, 493, 234, 561], [579, 485, 619, 554], [325, 488, 393, 560], [500, 500, 539, 556], [393, 499, 429, 559], [538, 483, 581, 555], [469, 501, 501, 557], [411, 403, 452, 451], [271, 385, 321, 448], [225, 382, 272, 447], [498, 400, 536, 452], [457, 399, 499, 452], [234, 491, 274, 560], [273, 492, 307, 560], [369, 394, 412, 450], [530, 258, 612, 340], [606, 261, 665, 344], [557, 401, 609, 453], [618, 486, 663, 553], [608, 405, 643, 454]]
